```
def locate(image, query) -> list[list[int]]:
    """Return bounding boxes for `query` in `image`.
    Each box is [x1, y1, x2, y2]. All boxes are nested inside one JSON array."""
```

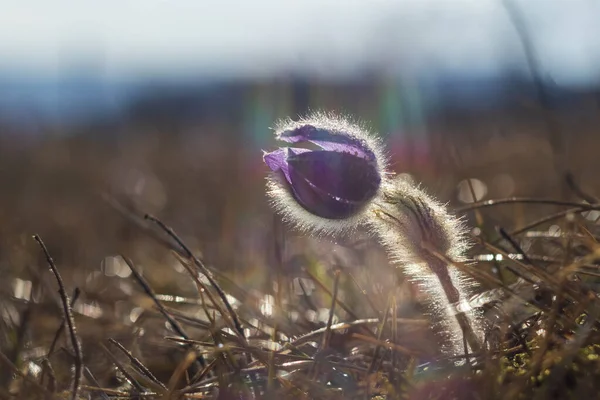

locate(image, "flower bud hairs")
[[263, 112, 485, 357]]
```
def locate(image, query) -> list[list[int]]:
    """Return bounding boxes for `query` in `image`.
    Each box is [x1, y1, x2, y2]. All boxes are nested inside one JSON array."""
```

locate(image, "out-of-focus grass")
[[1, 108, 600, 399]]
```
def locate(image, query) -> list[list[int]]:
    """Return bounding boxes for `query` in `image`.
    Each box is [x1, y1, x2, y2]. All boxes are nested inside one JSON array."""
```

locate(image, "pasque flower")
[[263, 113, 485, 356], [263, 113, 387, 234]]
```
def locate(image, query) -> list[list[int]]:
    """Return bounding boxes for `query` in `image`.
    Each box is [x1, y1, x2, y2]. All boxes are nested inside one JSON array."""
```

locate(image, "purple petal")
[[278, 125, 376, 162], [263, 147, 310, 182], [288, 151, 380, 202], [263, 148, 288, 172], [286, 172, 365, 219], [286, 151, 380, 219]]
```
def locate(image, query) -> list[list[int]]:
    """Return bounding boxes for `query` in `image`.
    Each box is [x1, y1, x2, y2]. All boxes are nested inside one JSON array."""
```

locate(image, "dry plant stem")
[[479, 240, 559, 289], [391, 295, 399, 374], [457, 197, 600, 213], [100, 344, 146, 393], [144, 219, 260, 394], [108, 338, 168, 390], [345, 270, 381, 316], [304, 269, 361, 322], [144, 214, 244, 338], [321, 268, 341, 351], [480, 240, 587, 307], [82, 367, 110, 400], [41, 359, 57, 395], [496, 207, 585, 245], [79, 385, 136, 398], [170, 250, 236, 332], [304, 269, 378, 339], [286, 318, 381, 348], [171, 252, 267, 385], [104, 193, 250, 307], [565, 172, 600, 203], [121, 256, 207, 378], [121, 256, 192, 341], [497, 227, 534, 265], [367, 296, 392, 375], [165, 350, 198, 398], [310, 268, 342, 380], [40, 287, 80, 388], [33, 234, 82, 400], [268, 216, 285, 394]]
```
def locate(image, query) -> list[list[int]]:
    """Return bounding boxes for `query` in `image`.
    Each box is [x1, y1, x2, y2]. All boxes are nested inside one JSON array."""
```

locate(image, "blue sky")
[[1, 0, 599, 85]]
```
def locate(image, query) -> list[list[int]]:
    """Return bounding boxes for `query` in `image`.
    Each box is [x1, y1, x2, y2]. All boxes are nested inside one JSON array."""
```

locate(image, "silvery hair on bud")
[[370, 177, 471, 265], [370, 176, 485, 355]]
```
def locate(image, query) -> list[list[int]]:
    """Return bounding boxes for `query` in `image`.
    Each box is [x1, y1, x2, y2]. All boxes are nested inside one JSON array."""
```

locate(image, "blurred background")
[[1, 0, 600, 341]]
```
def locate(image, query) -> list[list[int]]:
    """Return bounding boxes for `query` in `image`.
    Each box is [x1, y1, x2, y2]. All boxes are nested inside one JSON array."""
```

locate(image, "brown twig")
[[108, 338, 168, 390], [121, 256, 190, 341], [40, 287, 80, 388], [144, 214, 244, 338], [457, 198, 600, 213], [33, 234, 82, 400]]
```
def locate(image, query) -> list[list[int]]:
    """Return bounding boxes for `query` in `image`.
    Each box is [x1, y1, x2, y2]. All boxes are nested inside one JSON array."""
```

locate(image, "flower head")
[[263, 113, 387, 233]]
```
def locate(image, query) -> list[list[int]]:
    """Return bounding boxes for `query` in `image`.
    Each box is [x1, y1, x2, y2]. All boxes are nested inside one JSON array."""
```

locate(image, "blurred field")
[[2, 77, 600, 399]]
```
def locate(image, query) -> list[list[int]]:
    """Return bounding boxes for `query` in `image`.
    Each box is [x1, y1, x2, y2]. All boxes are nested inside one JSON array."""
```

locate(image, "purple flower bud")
[[263, 114, 384, 222]]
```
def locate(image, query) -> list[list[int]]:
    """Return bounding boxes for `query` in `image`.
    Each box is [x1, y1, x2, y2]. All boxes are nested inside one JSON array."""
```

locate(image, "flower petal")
[[278, 124, 376, 162], [286, 168, 365, 220], [288, 151, 380, 202], [263, 147, 310, 182], [284, 150, 381, 219]]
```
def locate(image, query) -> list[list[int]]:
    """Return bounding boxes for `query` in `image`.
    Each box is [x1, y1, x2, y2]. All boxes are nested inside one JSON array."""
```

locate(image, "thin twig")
[[497, 227, 534, 266], [457, 198, 600, 213], [321, 268, 341, 351], [565, 172, 599, 204], [496, 207, 584, 244], [40, 287, 80, 388], [108, 338, 167, 390], [366, 293, 393, 399], [45, 289, 80, 354], [120, 256, 191, 341], [100, 344, 146, 393], [82, 367, 110, 400], [33, 234, 82, 400], [144, 214, 244, 337]]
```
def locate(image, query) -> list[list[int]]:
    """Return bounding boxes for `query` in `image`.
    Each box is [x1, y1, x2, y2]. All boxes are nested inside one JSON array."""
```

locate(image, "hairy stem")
[[370, 179, 484, 356]]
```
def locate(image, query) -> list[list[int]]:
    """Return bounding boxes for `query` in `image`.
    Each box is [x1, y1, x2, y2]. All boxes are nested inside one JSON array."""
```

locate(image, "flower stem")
[[428, 259, 482, 353]]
